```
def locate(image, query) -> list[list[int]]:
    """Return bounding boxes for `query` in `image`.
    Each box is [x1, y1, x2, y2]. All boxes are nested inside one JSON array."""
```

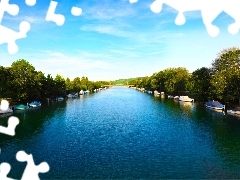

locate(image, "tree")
[[189, 67, 211, 101], [65, 77, 73, 93], [72, 77, 81, 92], [163, 67, 189, 95], [0, 66, 13, 98], [10, 59, 40, 102], [41, 74, 56, 99], [54, 74, 66, 96], [211, 47, 240, 104], [81, 76, 89, 90]]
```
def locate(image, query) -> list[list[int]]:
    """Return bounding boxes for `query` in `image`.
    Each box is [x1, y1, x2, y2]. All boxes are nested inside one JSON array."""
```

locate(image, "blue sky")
[[1, 0, 240, 81]]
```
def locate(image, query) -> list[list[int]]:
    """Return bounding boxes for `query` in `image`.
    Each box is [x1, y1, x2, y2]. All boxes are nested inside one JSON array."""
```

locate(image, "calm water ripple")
[[1, 86, 240, 179]]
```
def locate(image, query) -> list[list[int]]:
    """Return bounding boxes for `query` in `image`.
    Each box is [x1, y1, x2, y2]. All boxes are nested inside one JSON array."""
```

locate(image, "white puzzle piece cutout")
[[0, 100, 10, 111], [131, 0, 240, 37], [71, 6, 82, 16], [16, 151, 50, 180], [0, 21, 30, 54], [25, 0, 36, 6], [45, 0, 65, 26], [129, 0, 138, 4], [0, 100, 19, 136], [0, 0, 34, 54], [0, 162, 15, 180], [0, 116, 19, 136]]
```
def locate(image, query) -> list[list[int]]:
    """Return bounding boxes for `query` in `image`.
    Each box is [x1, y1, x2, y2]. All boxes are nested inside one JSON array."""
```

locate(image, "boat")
[[179, 96, 194, 102], [28, 101, 41, 107], [168, 95, 174, 99], [147, 90, 152, 94], [0, 105, 13, 114], [161, 92, 165, 98], [205, 100, 225, 110], [79, 90, 84, 95], [57, 97, 64, 101], [67, 94, 74, 98], [84, 90, 90, 94], [154, 90, 160, 97], [173, 96, 179, 100], [13, 104, 29, 110], [227, 107, 240, 115]]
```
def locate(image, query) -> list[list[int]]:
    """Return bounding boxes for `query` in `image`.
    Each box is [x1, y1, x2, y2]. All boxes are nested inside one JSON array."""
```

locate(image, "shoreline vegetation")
[[116, 47, 240, 108], [0, 59, 114, 106], [0, 47, 239, 108]]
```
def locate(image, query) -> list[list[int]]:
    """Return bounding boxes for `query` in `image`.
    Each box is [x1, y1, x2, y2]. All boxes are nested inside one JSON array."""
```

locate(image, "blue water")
[[1, 86, 240, 179]]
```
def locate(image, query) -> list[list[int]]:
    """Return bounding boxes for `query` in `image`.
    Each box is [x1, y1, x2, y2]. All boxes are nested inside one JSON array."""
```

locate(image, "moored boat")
[[13, 104, 29, 110], [79, 90, 84, 95], [29, 101, 41, 107], [179, 96, 194, 102], [174, 96, 179, 100], [0, 106, 13, 114], [67, 94, 74, 98], [227, 107, 240, 116], [205, 100, 225, 110], [57, 97, 64, 101], [154, 90, 160, 97]]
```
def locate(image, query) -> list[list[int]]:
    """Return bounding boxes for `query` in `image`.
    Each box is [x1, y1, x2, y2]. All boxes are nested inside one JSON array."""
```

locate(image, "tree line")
[[1, 47, 239, 105], [0, 59, 113, 103], [127, 47, 240, 105]]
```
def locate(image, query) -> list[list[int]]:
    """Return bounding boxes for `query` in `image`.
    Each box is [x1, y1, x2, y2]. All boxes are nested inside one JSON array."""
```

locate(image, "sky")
[[1, 0, 240, 81]]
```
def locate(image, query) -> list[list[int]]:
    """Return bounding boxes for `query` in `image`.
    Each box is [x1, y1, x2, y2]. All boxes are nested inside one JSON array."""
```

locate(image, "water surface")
[[1, 86, 240, 179]]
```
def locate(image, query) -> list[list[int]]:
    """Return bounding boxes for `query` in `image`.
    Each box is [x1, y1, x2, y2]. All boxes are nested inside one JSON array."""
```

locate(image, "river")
[[1, 86, 240, 179]]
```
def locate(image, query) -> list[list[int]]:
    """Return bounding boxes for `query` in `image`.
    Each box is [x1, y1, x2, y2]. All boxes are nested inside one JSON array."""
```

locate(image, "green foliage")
[[162, 67, 190, 94], [0, 66, 13, 98], [0, 59, 112, 103], [189, 67, 211, 101], [2, 46, 240, 105], [211, 47, 240, 103], [10, 59, 41, 102], [54, 74, 66, 96]]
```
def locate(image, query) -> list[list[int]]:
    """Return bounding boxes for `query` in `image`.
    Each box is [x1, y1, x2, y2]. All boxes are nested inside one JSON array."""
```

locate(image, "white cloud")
[[110, 49, 140, 57], [81, 1, 136, 20], [80, 24, 134, 38]]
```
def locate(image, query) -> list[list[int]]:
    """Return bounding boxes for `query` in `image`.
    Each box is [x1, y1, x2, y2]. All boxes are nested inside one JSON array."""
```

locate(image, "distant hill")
[[114, 77, 144, 85]]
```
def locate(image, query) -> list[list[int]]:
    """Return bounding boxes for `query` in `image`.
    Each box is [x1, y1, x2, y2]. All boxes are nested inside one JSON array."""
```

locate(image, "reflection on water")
[[1, 87, 240, 179]]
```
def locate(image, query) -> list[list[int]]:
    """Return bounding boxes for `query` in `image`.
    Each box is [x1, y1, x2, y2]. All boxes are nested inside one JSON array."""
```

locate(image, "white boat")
[[179, 96, 194, 102], [173, 96, 179, 100], [0, 105, 13, 114], [154, 90, 160, 97], [147, 90, 152, 94], [57, 97, 64, 101], [79, 90, 84, 95], [227, 107, 240, 115], [67, 94, 74, 98], [168, 95, 174, 98]]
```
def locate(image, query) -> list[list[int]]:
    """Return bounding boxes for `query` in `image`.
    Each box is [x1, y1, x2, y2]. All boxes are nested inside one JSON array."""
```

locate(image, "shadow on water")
[[155, 96, 240, 178], [0, 101, 67, 142], [0, 100, 68, 179]]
